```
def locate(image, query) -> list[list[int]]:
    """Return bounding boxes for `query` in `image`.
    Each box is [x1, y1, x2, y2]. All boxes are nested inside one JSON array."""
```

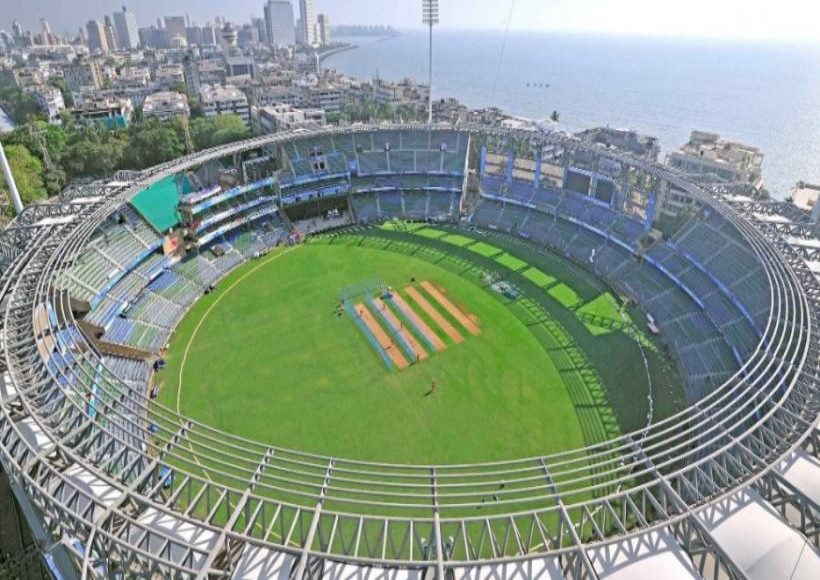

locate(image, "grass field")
[[156, 224, 685, 467]]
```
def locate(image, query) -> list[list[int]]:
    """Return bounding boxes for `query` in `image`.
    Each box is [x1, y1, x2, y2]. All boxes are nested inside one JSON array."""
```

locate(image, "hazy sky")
[[4, 0, 819, 42]]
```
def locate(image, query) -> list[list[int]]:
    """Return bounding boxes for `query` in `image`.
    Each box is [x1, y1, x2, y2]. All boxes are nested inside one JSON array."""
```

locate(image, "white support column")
[[0, 141, 24, 215]]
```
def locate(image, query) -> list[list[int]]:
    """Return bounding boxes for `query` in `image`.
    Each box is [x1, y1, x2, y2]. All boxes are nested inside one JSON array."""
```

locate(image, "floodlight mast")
[[422, 0, 439, 124]]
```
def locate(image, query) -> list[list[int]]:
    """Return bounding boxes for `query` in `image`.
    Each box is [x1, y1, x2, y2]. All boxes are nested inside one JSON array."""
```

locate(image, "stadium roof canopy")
[[129, 175, 192, 232]]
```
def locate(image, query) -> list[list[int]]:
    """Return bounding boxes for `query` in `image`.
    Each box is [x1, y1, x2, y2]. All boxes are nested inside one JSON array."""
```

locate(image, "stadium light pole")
[[0, 141, 23, 215], [422, 0, 439, 125]]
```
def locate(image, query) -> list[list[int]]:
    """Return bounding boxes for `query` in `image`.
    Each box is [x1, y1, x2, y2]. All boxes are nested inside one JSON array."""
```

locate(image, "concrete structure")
[[113, 66, 150, 90], [197, 60, 226, 86], [113, 6, 139, 50], [316, 14, 331, 46], [70, 97, 133, 128], [251, 103, 325, 134], [7, 68, 44, 89], [85, 20, 109, 54], [138, 26, 167, 49], [264, 1, 296, 47], [0, 126, 816, 580], [298, 0, 316, 45], [103, 15, 119, 52], [667, 130, 764, 188], [142, 91, 189, 121], [185, 25, 204, 48], [304, 83, 345, 112], [63, 57, 103, 93], [29, 85, 65, 124], [224, 56, 256, 83], [199, 84, 250, 126], [372, 77, 429, 107], [250, 84, 303, 108], [164, 16, 187, 48], [791, 181, 820, 221], [182, 51, 201, 96], [153, 64, 185, 90], [220, 22, 238, 56], [576, 127, 660, 160], [201, 23, 217, 46]]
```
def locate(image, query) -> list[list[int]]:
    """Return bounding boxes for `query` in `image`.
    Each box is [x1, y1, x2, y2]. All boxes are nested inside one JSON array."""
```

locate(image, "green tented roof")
[[129, 175, 193, 233]]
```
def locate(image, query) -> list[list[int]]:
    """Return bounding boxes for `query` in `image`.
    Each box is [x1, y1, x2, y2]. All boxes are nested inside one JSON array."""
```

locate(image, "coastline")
[[322, 32, 400, 64], [321, 30, 820, 196], [317, 43, 359, 64]]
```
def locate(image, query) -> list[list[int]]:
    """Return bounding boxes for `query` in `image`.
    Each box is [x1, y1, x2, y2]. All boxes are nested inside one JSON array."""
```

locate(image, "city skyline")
[[3, 0, 820, 43]]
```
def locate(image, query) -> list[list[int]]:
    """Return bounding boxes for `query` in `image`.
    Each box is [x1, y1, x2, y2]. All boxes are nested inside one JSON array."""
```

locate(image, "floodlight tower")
[[422, 0, 439, 124]]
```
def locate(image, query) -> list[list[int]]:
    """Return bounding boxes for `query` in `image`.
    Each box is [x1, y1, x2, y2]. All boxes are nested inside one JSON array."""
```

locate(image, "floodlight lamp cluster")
[[422, 0, 440, 26]]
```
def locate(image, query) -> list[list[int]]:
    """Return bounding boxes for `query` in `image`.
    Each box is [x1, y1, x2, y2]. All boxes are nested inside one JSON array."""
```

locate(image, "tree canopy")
[[123, 118, 186, 169], [0, 108, 251, 203], [191, 114, 249, 150], [61, 126, 126, 179], [0, 86, 43, 124], [0, 144, 47, 204]]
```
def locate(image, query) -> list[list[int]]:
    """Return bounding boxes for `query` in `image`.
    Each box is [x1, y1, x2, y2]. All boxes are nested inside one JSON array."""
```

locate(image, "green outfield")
[[156, 225, 685, 465]]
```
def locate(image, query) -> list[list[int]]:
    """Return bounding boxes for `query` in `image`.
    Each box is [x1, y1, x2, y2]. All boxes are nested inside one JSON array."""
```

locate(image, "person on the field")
[[431, 379, 436, 394]]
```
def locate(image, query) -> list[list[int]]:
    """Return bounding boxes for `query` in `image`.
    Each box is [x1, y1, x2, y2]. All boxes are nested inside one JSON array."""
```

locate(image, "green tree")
[[0, 86, 43, 124], [188, 97, 205, 119], [123, 118, 185, 169], [550, 110, 560, 123], [169, 81, 188, 95], [49, 78, 74, 108], [61, 126, 126, 179], [0, 144, 47, 204], [191, 114, 249, 151], [0, 120, 68, 194]]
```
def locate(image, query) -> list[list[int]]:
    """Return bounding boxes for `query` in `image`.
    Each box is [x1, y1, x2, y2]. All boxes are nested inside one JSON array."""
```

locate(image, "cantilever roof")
[[129, 175, 193, 233]]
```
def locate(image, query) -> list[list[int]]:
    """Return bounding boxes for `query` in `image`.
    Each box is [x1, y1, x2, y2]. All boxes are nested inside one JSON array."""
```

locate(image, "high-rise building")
[[182, 50, 201, 96], [253, 17, 268, 45], [186, 25, 204, 47], [238, 24, 260, 48], [86, 20, 109, 53], [316, 14, 331, 46], [103, 15, 119, 51], [138, 26, 168, 48], [264, 1, 296, 47], [199, 84, 250, 127], [201, 23, 217, 46], [298, 0, 315, 45], [63, 57, 103, 93], [113, 6, 139, 50], [11, 20, 23, 47], [39, 19, 55, 46], [295, 17, 303, 45], [164, 16, 187, 46]]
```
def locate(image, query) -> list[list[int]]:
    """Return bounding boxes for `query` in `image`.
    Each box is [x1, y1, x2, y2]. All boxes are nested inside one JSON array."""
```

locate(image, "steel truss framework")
[[0, 124, 817, 578]]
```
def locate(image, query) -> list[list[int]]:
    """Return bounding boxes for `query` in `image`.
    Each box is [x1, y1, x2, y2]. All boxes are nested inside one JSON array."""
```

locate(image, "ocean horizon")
[[325, 29, 820, 198]]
